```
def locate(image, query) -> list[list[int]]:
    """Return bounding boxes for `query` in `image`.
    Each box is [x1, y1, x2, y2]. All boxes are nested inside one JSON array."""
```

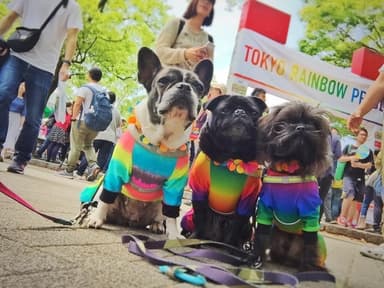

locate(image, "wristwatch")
[[62, 59, 72, 66]]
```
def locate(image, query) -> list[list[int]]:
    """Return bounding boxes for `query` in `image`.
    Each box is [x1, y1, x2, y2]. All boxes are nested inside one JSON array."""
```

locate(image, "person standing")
[[45, 102, 72, 163], [58, 67, 103, 181], [75, 91, 121, 179], [0, 0, 83, 174], [1, 82, 26, 161], [337, 128, 373, 228], [348, 64, 384, 259], [155, 0, 215, 70]]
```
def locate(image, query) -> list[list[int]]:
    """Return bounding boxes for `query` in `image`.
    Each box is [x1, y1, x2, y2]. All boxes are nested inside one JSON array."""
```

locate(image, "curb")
[[323, 222, 384, 245]]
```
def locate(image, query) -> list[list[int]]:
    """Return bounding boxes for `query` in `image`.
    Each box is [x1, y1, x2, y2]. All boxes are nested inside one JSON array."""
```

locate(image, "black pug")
[[181, 95, 267, 247], [253, 101, 331, 271]]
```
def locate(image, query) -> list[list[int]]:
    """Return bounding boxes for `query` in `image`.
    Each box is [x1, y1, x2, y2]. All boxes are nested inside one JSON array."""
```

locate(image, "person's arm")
[[348, 70, 384, 133], [59, 28, 80, 81], [71, 95, 83, 120], [0, 11, 18, 36]]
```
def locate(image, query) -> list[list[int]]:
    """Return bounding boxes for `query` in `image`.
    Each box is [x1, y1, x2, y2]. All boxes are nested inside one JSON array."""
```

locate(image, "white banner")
[[227, 29, 383, 128]]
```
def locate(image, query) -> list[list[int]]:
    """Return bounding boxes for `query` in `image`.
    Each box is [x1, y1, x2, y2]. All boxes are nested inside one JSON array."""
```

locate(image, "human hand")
[[347, 111, 363, 134], [185, 47, 208, 63], [59, 63, 71, 81]]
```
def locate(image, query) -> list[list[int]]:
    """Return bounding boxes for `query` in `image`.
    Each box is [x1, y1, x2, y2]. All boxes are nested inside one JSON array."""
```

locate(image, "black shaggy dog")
[[181, 95, 267, 247], [253, 102, 331, 271]]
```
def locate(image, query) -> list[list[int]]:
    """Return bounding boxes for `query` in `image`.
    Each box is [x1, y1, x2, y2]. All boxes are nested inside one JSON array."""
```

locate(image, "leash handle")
[[123, 234, 299, 287], [0, 182, 73, 225]]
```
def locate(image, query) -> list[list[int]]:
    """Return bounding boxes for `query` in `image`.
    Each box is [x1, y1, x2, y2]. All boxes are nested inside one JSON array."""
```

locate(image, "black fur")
[[199, 95, 267, 163], [258, 102, 331, 177]]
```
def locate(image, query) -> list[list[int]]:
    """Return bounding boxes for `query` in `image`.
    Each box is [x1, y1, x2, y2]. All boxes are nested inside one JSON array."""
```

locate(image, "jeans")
[[373, 194, 383, 229], [360, 186, 374, 217], [93, 139, 114, 172], [0, 55, 53, 163], [331, 187, 342, 220]]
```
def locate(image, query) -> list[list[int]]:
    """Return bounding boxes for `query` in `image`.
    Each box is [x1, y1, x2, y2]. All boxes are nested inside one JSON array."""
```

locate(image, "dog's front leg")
[[165, 217, 179, 239], [87, 201, 109, 228], [252, 223, 271, 268]]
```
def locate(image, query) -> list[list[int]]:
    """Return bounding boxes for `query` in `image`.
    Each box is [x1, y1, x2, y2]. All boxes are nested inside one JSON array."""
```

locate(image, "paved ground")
[[0, 160, 384, 288]]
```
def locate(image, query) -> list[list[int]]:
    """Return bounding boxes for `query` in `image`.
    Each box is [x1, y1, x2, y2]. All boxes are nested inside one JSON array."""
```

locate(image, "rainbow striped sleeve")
[[189, 153, 211, 202], [162, 153, 189, 206], [103, 132, 134, 193]]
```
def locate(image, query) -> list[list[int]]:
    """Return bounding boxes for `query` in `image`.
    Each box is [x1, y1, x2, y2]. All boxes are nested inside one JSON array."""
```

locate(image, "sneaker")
[[337, 216, 347, 227], [57, 169, 74, 179], [86, 165, 101, 182], [73, 171, 86, 180], [7, 160, 26, 174]]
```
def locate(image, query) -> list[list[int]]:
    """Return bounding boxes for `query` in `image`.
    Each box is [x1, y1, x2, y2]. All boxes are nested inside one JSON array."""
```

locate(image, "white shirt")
[[9, 0, 83, 74], [76, 82, 104, 121]]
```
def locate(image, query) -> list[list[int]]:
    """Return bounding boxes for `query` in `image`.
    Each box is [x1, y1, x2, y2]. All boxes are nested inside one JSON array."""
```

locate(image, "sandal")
[[360, 244, 384, 261]]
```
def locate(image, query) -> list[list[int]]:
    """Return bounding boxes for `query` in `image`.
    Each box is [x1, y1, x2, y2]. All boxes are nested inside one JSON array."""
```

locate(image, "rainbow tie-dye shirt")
[[98, 130, 189, 217], [256, 170, 321, 233], [189, 152, 262, 216]]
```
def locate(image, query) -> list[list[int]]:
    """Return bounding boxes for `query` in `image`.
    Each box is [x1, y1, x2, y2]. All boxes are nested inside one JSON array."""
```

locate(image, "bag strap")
[[123, 234, 299, 287], [172, 18, 213, 47], [40, 0, 66, 31]]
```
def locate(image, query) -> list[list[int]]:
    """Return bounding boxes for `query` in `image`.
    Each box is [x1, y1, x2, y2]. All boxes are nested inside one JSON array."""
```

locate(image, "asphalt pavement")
[[0, 159, 384, 288]]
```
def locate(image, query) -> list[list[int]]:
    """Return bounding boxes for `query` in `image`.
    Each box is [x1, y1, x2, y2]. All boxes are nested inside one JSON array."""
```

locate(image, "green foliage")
[[299, 0, 384, 68]]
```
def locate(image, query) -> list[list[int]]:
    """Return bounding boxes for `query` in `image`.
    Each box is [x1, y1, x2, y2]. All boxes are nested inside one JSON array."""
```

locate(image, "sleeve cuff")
[[162, 202, 180, 218], [99, 189, 119, 204]]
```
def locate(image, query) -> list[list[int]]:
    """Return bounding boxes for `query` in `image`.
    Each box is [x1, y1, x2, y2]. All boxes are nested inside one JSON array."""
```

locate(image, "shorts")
[[343, 176, 364, 202]]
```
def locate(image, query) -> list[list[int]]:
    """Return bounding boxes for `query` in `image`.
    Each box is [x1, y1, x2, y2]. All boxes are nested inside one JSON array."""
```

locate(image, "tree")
[[299, 0, 384, 68]]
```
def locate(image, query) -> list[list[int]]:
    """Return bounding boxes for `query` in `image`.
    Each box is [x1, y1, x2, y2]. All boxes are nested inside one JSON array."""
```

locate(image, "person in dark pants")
[[318, 127, 342, 222]]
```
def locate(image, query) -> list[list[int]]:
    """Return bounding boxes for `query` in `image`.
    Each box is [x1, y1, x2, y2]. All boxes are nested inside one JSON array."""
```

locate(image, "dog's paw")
[[149, 222, 166, 234], [165, 218, 180, 239], [86, 201, 109, 229]]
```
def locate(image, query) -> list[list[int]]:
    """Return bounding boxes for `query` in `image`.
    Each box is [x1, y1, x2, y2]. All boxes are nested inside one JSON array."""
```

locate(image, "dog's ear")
[[205, 95, 230, 111], [248, 96, 267, 114], [193, 59, 214, 95], [137, 47, 162, 92]]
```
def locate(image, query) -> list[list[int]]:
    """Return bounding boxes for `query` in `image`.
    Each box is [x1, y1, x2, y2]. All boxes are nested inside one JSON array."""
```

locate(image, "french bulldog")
[[181, 95, 267, 247], [253, 102, 332, 271], [86, 47, 213, 239]]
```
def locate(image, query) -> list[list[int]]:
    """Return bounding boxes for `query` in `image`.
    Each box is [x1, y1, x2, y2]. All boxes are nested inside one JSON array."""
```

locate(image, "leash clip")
[[159, 265, 206, 286]]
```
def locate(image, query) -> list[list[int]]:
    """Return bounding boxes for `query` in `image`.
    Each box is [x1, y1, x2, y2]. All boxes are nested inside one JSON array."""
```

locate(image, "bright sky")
[[166, 0, 304, 106]]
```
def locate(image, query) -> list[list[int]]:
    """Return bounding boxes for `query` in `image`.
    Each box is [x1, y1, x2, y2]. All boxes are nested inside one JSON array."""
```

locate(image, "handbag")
[[7, 0, 65, 53]]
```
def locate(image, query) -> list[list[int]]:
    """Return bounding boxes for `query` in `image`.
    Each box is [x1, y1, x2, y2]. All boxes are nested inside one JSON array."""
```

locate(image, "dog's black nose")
[[234, 108, 246, 116], [296, 125, 305, 132], [176, 83, 191, 92]]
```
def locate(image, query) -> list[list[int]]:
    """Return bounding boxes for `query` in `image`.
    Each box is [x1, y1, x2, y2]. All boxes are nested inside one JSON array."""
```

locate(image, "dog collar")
[[212, 157, 262, 177], [128, 114, 188, 155], [272, 160, 300, 174]]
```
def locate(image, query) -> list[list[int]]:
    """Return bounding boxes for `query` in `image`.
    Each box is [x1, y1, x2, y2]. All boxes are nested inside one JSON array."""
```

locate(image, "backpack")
[[173, 19, 214, 47], [81, 85, 112, 132]]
